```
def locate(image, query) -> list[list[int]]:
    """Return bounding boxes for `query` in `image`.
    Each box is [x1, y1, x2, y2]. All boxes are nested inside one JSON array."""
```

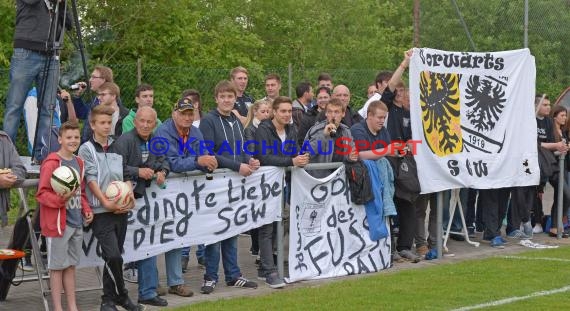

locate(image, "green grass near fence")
[[170, 247, 570, 311]]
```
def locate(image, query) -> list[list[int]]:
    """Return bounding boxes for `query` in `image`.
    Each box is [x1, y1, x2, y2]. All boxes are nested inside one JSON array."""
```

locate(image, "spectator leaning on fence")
[[113, 107, 182, 307], [155, 98, 218, 285], [254, 96, 310, 288], [199, 80, 259, 294], [0, 131, 26, 227], [305, 97, 358, 178]]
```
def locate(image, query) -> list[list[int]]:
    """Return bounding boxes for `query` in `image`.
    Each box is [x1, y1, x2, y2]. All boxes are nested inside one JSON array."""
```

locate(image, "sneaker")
[[399, 249, 421, 263], [200, 279, 217, 294], [265, 272, 285, 289], [522, 221, 533, 238], [227, 276, 258, 289], [168, 284, 193, 297], [507, 229, 530, 239], [181, 256, 189, 273], [490, 236, 505, 249], [115, 296, 145, 311], [533, 223, 544, 234], [123, 268, 138, 284], [100, 301, 119, 311], [138, 296, 168, 307], [416, 245, 429, 256], [391, 252, 405, 263], [425, 249, 438, 260]]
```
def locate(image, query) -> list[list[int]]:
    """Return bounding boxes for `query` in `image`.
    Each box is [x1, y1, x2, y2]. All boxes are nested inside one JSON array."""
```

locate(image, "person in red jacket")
[[36, 121, 93, 311]]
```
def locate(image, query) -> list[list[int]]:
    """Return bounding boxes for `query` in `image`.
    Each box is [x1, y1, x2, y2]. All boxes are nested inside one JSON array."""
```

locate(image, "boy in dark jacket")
[[198, 80, 259, 294], [255, 96, 310, 288], [36, 121, 93, 311]]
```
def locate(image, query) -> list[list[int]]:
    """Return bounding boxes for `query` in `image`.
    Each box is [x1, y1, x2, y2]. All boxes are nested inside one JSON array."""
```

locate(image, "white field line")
[[450, 285, 570, 310], [452, 254, 570, 310], [500, 255, 570, 263]]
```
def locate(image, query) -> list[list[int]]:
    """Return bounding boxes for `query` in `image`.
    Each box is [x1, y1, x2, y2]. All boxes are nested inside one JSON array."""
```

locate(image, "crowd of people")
[[2, 47, 567, 310], [1, 3, 567, 310]]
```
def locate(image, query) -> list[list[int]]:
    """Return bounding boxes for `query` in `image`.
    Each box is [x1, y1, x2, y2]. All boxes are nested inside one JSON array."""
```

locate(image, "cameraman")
[[3, 0, 72, 160]]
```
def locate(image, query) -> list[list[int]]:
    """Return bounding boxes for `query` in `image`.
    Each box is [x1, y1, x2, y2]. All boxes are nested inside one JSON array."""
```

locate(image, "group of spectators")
[[2, 6, 567, 308]]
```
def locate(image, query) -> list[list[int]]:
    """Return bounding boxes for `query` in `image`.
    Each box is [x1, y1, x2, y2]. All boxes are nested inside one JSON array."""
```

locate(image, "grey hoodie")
[[78, 136, 124, 214], [0, 131, 26, 226]]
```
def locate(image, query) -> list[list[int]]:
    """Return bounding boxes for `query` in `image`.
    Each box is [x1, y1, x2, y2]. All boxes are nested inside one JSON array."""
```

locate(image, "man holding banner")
[[113, 107, 173, 307]]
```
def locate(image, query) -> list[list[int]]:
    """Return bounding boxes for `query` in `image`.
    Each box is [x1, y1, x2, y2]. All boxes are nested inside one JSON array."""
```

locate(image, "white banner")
[[287, 166, 391, 283], [79, 166, 284, 267], [410, 48, 539, 193]]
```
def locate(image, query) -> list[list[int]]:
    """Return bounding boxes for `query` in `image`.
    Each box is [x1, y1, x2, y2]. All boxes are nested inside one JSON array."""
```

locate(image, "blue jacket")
[[154, 118, 207, 173], [362, 160, 389, 241], [376, 157, 397, 217]]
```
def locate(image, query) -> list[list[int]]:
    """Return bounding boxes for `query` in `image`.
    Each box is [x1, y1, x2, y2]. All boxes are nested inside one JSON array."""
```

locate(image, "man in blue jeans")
[[3, 0, 72, 160], [155, 97, 219, 296], [199, 80, 259, 294]]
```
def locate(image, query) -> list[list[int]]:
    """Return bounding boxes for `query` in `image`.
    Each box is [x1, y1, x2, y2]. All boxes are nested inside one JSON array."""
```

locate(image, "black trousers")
[[91, 212, 129, 303], [394, 198, 416, 252], [506, 186, 534, 233], [479, 188, 510, 240]]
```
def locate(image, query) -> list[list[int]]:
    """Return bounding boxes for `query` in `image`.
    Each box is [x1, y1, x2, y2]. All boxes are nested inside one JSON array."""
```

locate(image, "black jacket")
[[254, 119, 298, 167], [110, 129, 170, 182], [14, 0, 73, 52]]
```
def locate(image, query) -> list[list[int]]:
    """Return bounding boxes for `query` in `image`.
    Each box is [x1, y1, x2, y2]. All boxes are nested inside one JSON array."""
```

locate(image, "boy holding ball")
[[78, 105, 142, 311], [36, 121, 93, 311]]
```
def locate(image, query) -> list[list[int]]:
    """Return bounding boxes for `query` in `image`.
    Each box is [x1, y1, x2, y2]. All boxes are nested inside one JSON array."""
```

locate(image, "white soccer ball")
[[105, 181, 132, 207], [50, 166, 80, 195]]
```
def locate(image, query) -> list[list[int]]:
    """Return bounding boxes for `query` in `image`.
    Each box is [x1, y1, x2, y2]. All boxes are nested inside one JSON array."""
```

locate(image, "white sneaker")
[[123, 268, 138, 283], [533, 224, 543, 234]]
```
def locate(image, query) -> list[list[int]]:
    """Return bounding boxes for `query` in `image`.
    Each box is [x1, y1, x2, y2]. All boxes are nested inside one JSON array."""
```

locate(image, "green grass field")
[[171, 247, 570, 311]]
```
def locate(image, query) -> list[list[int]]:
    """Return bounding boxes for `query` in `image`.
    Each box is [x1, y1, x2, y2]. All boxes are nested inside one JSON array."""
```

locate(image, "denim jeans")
[[3, 48, 59, 157], [181, 244, 205, 259], [165, 248, 184, 287], [137, 256, 158, 300], [204, 236, 241, 283]]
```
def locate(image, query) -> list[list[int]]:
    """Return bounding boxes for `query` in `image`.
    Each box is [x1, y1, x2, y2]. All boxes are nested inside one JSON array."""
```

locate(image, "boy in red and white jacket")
[[36, 121, 93, 311]]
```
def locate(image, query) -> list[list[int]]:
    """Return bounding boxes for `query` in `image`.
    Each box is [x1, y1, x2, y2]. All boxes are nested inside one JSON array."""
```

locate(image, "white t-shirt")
[[358, 92, 382, 118]]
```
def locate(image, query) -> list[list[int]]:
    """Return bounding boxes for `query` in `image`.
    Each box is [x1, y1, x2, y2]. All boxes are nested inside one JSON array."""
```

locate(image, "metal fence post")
[[557, 154, 564, 239], [436, 191, 443, 259]]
